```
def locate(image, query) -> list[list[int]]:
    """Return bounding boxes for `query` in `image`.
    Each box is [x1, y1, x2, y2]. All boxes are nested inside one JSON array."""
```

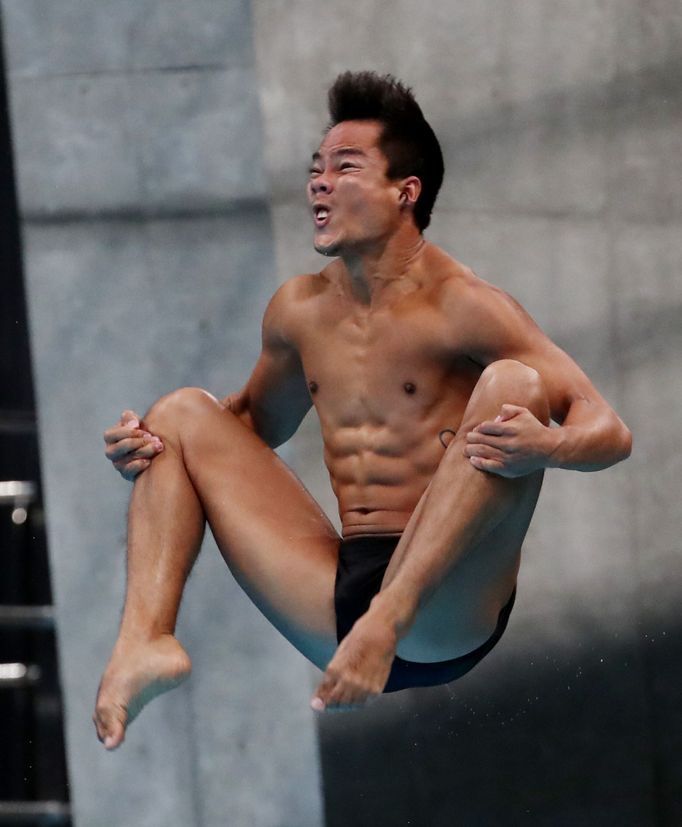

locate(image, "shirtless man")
[[93, 71, 631, 749]]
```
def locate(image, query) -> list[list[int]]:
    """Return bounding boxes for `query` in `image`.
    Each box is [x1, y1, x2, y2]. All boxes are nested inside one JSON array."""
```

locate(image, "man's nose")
[[311, 175, 333, 194]]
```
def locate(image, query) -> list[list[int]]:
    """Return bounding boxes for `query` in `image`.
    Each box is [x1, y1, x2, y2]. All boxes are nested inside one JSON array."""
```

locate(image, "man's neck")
[[339, 224, 426, 305]]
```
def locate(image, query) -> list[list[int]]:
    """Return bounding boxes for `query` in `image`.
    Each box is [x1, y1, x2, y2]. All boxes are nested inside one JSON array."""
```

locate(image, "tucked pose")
[[94, 72, 631, 749]]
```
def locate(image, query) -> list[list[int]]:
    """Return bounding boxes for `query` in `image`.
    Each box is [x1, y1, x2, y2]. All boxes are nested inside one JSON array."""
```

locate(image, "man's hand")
[[104, 410, 164, 481], [465, 404, 555, 478]]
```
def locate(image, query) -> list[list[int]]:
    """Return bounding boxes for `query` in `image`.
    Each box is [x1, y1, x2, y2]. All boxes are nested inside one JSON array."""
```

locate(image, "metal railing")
[[0, 605, 54, 630], [0, 479, 70, 821], [0, 801, 71, 824]]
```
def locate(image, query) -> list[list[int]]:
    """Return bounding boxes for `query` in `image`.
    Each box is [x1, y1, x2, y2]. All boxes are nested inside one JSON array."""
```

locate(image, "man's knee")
[[144, 387, 224, 431], [477, 360, 549, 423]]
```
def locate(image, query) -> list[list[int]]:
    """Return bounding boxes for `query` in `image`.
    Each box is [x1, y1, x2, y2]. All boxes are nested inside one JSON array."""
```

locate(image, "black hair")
[[327, 71, 444, 231]]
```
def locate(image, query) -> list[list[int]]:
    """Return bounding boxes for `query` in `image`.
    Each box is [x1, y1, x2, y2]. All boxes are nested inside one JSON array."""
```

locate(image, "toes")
[[330, 683, 356, 708], [312, 664, 384, 713], [317, 679, 373, 712], [104, 728, 124, 750], [311, 671, 340, 711], [94, 704, 127, 749]]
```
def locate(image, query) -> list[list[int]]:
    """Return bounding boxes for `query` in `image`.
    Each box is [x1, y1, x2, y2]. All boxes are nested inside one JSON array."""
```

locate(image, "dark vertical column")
[[0, 6, 71, 821]]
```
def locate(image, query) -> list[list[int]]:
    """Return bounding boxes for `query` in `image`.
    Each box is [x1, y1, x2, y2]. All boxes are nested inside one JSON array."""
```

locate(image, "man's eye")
[[339, 163, 356, 171], [309, 167, 322, 176]]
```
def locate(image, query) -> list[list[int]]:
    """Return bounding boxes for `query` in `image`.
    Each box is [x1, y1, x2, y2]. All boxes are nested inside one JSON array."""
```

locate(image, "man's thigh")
[[393, 470, 543, 664], [149, 389, 341, 669]]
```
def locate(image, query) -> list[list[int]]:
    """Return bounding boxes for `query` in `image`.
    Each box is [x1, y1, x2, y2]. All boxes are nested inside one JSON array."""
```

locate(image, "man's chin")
[[313, 234, 341, 257]]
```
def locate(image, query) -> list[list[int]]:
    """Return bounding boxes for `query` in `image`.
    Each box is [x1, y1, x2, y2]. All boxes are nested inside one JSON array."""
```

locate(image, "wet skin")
[[94, 120, 631, 744]]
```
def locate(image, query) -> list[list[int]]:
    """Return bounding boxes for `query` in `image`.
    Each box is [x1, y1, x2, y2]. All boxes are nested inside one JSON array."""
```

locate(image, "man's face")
[[307, 120, 403, 256]]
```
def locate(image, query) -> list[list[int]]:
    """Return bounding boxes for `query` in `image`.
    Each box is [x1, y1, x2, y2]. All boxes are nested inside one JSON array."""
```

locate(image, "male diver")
[[94, 71, 631, 749]]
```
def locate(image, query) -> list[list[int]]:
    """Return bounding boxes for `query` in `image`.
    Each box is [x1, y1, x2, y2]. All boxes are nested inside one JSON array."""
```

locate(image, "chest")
[[295, 298, 476, 421], [305, 297, 446, 362]]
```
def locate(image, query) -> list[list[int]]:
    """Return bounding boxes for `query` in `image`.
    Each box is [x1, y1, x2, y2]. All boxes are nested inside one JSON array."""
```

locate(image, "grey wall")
[[251, 1, 682, 825], [6, 1, 681, 826], [2, 2, 323, 826]]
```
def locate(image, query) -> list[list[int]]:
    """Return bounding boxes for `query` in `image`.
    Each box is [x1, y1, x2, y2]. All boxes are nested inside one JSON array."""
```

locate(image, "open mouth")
[[313, 204, 331, 229]]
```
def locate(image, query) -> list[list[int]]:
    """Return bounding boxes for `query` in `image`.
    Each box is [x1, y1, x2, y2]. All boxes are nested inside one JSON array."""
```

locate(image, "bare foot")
[[93, 634, 191, 750], [311, 614, 397, 712]]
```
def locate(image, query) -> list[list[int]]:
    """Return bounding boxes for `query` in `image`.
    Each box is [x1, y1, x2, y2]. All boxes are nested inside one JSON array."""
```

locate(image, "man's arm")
[[221, 279, 312, 448], [458, 279, 632, 477]]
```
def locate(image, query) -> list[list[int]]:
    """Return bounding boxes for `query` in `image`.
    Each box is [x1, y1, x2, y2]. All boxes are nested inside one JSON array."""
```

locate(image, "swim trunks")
[[334, 534, 516, 693]]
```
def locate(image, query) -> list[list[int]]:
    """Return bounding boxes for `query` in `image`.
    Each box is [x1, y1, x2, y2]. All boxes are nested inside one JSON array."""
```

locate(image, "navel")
[[403, 382, 416, 395]]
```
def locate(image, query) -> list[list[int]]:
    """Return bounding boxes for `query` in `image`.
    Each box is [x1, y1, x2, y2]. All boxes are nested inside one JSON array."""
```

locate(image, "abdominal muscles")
[[323, 419, 451, 537]]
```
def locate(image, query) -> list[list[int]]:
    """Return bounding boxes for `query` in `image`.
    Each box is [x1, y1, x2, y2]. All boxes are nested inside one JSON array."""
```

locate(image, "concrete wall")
[[2, 2, 322, 826], [6, 0, 681, 825], [251, 1, 682, 825]]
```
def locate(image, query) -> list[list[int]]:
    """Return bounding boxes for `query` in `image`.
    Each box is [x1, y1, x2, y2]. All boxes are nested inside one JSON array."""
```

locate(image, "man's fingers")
[[465, 443, 507, 461], [472, 406, 525, 434], [469, 456, 508, 475], [129, 442, 163, 460], [471, 421, 505, 437], [105, 436, 145, 459], [105, 436, 159, 461], [116, 459, 151, 481], [120, 410, 140, 427], [466, 430, 511, 448], [104, 426, 148, 445], [104, 411, 151, 445], [498, 404, 525, 420]]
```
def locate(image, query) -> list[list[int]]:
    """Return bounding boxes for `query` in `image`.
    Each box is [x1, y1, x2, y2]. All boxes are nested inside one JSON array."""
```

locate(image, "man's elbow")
[[615, 418, 633, 463], [621, 424, 633, 461]]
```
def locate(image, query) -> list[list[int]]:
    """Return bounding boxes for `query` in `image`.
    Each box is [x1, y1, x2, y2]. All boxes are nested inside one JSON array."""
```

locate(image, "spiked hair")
[[327, 71, 444, 230]]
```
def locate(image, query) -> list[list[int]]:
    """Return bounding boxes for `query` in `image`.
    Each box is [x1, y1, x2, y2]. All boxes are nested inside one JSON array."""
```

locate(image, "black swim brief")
[[334, 534, 516, 693]]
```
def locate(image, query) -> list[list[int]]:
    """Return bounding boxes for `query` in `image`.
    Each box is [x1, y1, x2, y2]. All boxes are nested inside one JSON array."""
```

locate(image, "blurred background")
[[0, 1, 680, 825]]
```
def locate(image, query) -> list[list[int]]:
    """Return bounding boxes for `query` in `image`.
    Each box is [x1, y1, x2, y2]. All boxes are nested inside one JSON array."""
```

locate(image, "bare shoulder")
[[425, 245, 542, 357], [424, 246, 498, 311], [262, 267, 335, 344], [424, 247, 501, 303]]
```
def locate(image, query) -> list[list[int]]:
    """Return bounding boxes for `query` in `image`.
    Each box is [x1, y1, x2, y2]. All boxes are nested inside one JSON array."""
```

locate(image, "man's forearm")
[[547, 400, 632, 471]]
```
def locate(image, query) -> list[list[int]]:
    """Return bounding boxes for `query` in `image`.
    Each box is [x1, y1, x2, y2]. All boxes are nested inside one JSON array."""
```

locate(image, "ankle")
[[368, 589, 418, 640], [116, 624, 176, 646]]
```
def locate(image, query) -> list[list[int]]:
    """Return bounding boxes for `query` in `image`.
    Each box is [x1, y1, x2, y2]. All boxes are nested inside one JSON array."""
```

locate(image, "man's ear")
[[399, 176, 422, 208]]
